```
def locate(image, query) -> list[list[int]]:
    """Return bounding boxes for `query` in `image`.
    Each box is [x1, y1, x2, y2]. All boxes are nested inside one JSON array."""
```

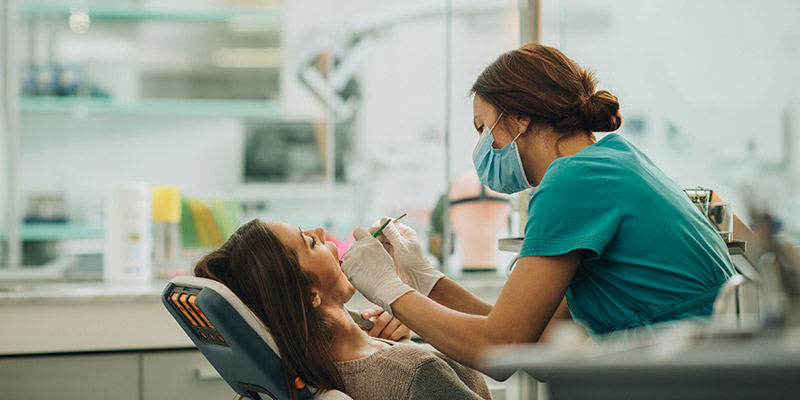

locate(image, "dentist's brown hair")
[[194, 219, 344, 400], [471, 43, 621, 142]]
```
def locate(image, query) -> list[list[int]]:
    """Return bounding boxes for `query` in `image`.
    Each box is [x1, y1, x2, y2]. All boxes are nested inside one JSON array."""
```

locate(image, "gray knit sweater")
[[335, 339, 492, 400]]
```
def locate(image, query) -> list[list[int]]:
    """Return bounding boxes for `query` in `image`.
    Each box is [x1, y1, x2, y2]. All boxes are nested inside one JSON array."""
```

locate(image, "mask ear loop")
[[494, 112, 526, 144], [510, 119, 534, 189], [510, 114, 530, 143], [488, 111, 504, 133]]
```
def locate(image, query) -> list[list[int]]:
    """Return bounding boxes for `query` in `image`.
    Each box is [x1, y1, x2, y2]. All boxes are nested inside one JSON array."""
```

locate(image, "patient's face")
[[266, 221, 356, 305]]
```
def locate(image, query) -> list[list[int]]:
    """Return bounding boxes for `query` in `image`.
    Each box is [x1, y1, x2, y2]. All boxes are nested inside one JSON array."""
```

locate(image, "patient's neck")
[[322, 305, 388, 362]]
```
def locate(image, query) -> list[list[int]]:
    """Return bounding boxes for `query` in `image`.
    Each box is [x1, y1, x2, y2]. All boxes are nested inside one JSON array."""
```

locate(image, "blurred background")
[[3, 1, 800, 399], [0, 0, 799, 281]]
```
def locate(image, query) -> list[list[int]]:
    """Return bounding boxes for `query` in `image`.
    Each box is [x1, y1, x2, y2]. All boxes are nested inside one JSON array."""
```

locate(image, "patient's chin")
[[345, 283, 357, 299], [342, 281, 357, 301]]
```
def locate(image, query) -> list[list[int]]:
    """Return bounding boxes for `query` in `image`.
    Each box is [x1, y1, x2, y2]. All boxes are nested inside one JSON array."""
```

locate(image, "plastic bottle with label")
[[103, 182, 152, 283]]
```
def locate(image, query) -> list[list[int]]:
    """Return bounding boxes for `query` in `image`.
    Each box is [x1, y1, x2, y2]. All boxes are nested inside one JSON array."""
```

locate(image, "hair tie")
[[579, 93, 594, 106]]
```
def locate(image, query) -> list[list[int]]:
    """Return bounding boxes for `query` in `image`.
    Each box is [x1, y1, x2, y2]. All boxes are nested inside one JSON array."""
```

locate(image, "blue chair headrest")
[[162, 276, 314, 400]]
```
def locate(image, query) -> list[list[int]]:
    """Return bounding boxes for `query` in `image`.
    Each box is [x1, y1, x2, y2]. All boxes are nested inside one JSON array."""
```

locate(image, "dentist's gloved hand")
[[371, 218, 445, 296], [342, 228, 414, 316]]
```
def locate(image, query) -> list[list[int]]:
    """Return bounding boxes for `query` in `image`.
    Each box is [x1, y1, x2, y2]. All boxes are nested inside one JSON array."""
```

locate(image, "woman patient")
[[194, 219, 491, 400]]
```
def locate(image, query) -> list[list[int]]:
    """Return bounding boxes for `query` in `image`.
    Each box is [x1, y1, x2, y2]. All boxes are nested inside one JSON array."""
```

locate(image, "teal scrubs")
[[519, 133, 734, 335]]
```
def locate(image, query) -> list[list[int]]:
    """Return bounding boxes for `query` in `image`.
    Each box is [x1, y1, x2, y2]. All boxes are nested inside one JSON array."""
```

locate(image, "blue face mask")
[[472, 112, 533, 194]]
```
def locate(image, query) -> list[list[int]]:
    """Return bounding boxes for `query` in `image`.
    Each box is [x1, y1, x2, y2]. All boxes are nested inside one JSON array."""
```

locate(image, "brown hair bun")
[[472, 43, 623, 136], [578, 90, 622, 132]]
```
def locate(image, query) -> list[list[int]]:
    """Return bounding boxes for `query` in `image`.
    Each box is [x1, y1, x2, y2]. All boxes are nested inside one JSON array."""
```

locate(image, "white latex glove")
[[371, 218, 445, 296], [342, 228, 414, 316]]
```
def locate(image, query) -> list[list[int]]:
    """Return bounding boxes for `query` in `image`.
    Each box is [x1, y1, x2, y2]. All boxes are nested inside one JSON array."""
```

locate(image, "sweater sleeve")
[[407, 359, 489, 400]]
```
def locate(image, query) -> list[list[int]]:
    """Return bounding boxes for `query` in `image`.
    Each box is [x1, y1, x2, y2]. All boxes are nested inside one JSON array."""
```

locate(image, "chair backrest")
[[162, 276, 351, 400]]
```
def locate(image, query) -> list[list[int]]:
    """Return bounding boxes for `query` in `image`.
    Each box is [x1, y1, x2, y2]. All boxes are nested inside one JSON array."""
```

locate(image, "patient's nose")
[[303, 227, 325, 242]]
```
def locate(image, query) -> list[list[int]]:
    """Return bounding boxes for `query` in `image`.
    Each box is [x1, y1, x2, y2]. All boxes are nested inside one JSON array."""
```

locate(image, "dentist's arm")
[[343, 228, 581, 368], [376, 219, 574, 327], [391, 252, 581, 369], [428, 278, 575, 337], [427, 278, 493, 316]]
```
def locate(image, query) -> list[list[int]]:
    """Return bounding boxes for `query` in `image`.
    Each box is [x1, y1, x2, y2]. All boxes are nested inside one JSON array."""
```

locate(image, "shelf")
[[0, 223, 104, 241], [21, 3, 282, 25], [235, 182, 358, 200], [20, 97, 281, 117]]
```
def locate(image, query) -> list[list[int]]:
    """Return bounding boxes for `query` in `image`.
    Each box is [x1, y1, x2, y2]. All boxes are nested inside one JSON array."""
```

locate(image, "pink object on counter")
[[449, 168, 511, 270]]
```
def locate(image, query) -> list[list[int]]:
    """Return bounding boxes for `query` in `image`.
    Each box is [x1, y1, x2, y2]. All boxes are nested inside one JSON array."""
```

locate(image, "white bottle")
[[103, 182, 153, 283]]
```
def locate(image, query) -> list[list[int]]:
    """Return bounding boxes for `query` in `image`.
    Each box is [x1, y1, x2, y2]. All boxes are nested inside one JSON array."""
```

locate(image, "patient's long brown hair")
[[194, 219, 344, 399]]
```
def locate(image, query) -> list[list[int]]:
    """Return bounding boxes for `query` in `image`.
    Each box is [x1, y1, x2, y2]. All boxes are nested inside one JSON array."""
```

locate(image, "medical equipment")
[[683, 187, 733, 241], [346, 307, 375, 330], [449, 169, 510, 272], [162, 276, 351, 400], [372, 213, 407, 238], [749, 210, 800, 329], [498, 238, 522, 276]]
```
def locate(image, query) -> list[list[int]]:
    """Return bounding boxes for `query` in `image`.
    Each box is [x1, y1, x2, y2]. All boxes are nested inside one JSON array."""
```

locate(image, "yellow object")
[[153, 186, 182, 222], [187, 198, 223, 248]]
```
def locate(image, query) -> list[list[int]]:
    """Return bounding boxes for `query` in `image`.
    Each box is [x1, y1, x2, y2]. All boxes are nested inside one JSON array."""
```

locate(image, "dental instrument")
[[372, 213, 407, 238], [338, 212, 409, 330], [346, 307, 375, 330]]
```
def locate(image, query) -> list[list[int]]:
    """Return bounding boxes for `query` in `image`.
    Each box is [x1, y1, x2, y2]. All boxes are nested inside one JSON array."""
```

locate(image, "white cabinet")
[[0, 349, 234, 400], [0, 353, 139, 400], [141, 350, 233, 400]]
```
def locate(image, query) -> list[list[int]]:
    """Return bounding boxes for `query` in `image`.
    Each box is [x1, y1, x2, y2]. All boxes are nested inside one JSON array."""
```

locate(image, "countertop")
[[0, 280, 171, 305], [0, 270, 508, 306], [0, 271, 508, 356], [482, 326, 800, 400]]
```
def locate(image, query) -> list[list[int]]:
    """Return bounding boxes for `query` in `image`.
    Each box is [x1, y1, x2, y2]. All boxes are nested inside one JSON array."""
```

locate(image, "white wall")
[[542, 0, 800, 231]]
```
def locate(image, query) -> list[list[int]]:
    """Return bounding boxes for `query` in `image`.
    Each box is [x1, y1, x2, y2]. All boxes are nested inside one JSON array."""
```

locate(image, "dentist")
[[342, 43, 734, 369]]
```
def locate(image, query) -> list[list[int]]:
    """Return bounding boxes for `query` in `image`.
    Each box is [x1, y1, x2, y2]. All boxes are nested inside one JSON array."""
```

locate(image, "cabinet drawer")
[[0, 353, 138, 400], [142, 349, 234, 400]]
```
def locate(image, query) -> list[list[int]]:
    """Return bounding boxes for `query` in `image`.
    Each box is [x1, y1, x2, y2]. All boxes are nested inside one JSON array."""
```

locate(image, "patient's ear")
[[310, 290, 321, 308]]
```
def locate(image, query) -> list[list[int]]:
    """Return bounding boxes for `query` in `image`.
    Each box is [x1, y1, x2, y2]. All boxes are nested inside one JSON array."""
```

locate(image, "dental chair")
[[162, 276, 352, 400]]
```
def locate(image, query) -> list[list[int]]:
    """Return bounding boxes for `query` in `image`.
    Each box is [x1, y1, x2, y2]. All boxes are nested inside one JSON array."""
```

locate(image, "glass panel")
[[446, 0, 520, 275], [282, 0, 451, 251], [547, 0, 800, 236], [245, 1, 522, 273]]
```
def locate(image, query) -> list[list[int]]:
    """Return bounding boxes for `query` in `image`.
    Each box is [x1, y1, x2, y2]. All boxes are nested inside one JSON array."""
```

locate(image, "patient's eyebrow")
[[297, 227, 310, 249]]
